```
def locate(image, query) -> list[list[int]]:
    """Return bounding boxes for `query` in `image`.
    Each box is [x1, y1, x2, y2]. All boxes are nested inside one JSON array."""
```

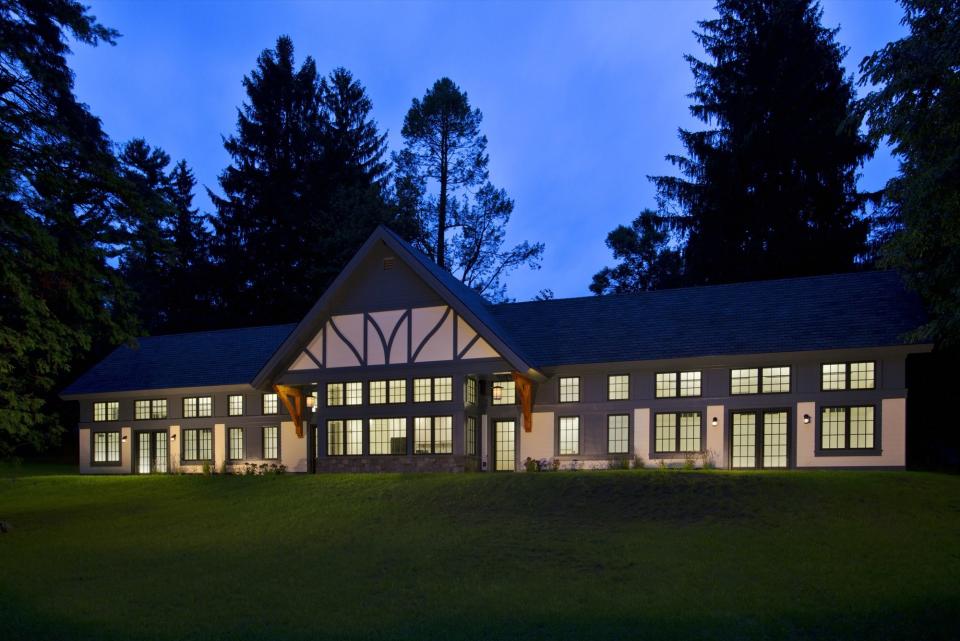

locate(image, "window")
[[822, 362, 876, 391], [434, 377, 452, 401], [465, 377, 478, 405], [345, 382, 363, 406], [327, 383, 344, 407], [657, 372, 701, 398], [262, 426, 279, 459], [654, 412, 702, 454], [413, 378, 432, 402], [228, 427, 244, 460], [327, 419, 363, 456], [413, 377, 452, 403], [135, 399, 167, 420], [559, 377, 580, 403], [730, 369, 759, 395], [183, 396, 212, 418], [389, 379, 407, 403], [761, 367, 791, 393], [328, 382, 361, 406], [414, 416, 453, 454], [370, 380, 406, 404], [492, 379, 516, 405], [369, 418, 407, 455], [93, 401, 118, 422], [821, 406, 875, 450], [183, 429, 212, 461], [262, 393, 278, 415], [92, 431, 120, 463], [558, 417, 580, 455], [370, 380, 388, 405], [608, 375, 629, 401], [465, 416, 478, 456], [228, 395, 244, 416], [608, 414, 629, 454]]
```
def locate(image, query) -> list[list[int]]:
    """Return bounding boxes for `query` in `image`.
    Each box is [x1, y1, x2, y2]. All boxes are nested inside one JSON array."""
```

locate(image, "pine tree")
[[650, 0, 873, 285], [591, 210, 682, 294], [859, 0, 960, 346], [396, 78, 543, 301], [166, 160, 214, 332]]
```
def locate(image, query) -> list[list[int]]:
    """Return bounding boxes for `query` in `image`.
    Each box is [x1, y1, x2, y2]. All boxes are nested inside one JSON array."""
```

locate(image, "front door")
[[730, 410, 789, 469], [494, 420, 516, 472], [136, 431, 168, 474]]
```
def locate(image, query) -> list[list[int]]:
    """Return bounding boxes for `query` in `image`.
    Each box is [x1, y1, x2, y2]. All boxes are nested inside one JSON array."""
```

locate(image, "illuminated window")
[[92, 431, 120, 463], [228, 395, 244, 416], [679, 371, 701, 397], [327, 419, 363, 456], [135, 400, 150, 420], [608, 375, 629, 401], [655, 373, 677, 398], [465, 416, 478, 456], [369, 380, 388, 405], [465, 377, 478, 405], [434, 377, 452, 401], [345, 382, 363, 406], [183, 396, 212, 418], [183, 428, 212, 461], [731, 369, 759, 395], [263, 426, 279, 459], [327, 383, 344, 407], [823, 362, 875, 390], [413, 378, 432, 402], [558, 417, 579, 455], [93, 401, 118, 422], [607, 414, 629, 454], [761, 367, 791, 393], [821, 406, 875, 450], [850, 362, 875, 390], [492, 380, 516, 405], [559, 377, 580, 403], [414, 416, 452, 454], [369, 418, 407, 455], [135, 399, 166, 420], [389, 379, 406, 403], [228, 427, 244, 460], [822, 363, 847, 390], [655, 412, 702, 453], [658, 371, 701, 397], [262, 393, 278, 415]]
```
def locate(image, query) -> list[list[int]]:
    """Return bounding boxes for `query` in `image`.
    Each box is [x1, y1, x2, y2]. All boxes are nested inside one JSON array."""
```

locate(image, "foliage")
[[395, 78, 544, 302], [859, 0, 960, 347], [591, 210, 682, 294], [649, 0, 873, 286], [607, 457, 631, 470]]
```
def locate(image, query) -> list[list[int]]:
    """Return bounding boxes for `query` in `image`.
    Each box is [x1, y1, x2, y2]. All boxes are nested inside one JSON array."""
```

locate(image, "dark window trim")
[[326, 418, 364, 457], [367, 416, 409, 456], [816, 405, 882, 456], [465, 377, 478, 406], [606, 413, 631, 455], [262, 392, 279, 415], [227, 394, 244, 416], [606, 374, 631, 401], [819, 361, 878, 392], [729, 366, 792, 395], [650, 410, 704, 458], [368, 378, 409, 405], [413, 415, 454, 455], [181, 428, 214, 462], [227, 427, 244, 461], [134, 398, 168, 420], [90, 429, 122, 467], [182, 396, 214, 419], [261, 425, 281, 460], [555, 415, 581, 457], [92, 401, 119, 423], [465, 415, 479, 456], [656, 371, 703, 399], [558, 376, 581, 404], [727, 407, 794, 468]]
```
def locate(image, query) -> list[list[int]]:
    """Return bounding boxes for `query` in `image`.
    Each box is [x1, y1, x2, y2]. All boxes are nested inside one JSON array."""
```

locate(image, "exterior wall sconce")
[[492, 384, 503, 401], [171, 433, 176, 440], [305, 394, 316, 409], [121, 435, 128, 442], [711, 417, 718, 427], [803, 414, 811, 424]]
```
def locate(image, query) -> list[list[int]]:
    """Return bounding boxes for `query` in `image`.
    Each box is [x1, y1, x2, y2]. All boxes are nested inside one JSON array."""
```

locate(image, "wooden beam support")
[[273, 384, 304, 438], [512, 372, 534, 432]]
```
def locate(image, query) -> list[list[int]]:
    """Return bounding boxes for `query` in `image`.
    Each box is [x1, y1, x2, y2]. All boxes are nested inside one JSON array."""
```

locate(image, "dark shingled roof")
[[62, 324, 296, 395], [488, 270, 927, 367]]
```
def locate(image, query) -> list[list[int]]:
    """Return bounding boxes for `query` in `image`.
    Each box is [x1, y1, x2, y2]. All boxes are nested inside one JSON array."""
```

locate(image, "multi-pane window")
[[465, 416, 478, 456], [656, 371, 702, 398], [183, 396, 212, 418], [822, 362, 876, 391], [389, 379, 406, 404], [328, 382, 362, 406], [413, 378, 432, 402], [761, 367, 791, 393], [228, 394, 244, 416], [434, 377, 452, 401], [654, 412, 702, 453], [228, 427, 244, 460], [607, 414, 629, 454], [327, 419, 363, 456], [92, 431, 120, 463], [821, 406, 875, 450], [414, 416, 453, 454], [135, 399, 167, 420], [492, 380, 516, 405], [93, 401, 119, 422], [413, 377, 453, 403], [370, 379, 406, 404], [182, 428, 212, 461], [608, 375, 629, 400], [327, 383, 344, 407], [558, 416, 580, 455], [369, 418, 407, 455], [262, 393, 278, 415], [730, 369, 759, 395], [369, 380, 388, 405], [465, 377, 478, 405], [262, 426, 279, 459], [559, 377, 580, 403]]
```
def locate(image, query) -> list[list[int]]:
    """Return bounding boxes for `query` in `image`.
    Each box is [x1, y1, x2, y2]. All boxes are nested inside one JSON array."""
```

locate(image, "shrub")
[[607, 457, 630, 470], [201, 461, 211, 476], [632, 456, 646, 469], [683, 456, 696, 470], [523, 457, 539, 472], [700, 450, 716, 469]]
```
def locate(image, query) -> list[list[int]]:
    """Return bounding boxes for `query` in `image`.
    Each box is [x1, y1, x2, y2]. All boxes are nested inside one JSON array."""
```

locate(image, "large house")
[[62, 226, 930, 474]]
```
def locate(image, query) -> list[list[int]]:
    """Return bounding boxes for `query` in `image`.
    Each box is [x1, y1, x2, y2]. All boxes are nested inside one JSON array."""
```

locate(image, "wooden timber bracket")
[[273, 384, 305, 438], [511, 372, 535, 432]]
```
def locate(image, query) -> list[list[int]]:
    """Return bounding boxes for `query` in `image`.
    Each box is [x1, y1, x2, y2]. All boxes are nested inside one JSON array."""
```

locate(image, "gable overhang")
[[252, 227, 544, 388]]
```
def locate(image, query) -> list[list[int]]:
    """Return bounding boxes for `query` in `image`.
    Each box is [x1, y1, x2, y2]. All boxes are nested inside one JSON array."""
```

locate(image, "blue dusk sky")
[[70, 0, 907, 301]]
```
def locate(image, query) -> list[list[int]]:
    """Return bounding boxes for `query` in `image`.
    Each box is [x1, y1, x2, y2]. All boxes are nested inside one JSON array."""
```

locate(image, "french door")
[[136, 431, 168, 474], [494, 420, 516, 472], [730, 410, 789, 469]]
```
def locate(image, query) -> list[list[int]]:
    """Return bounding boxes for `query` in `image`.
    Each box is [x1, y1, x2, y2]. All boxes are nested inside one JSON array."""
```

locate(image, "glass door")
[[136, 431, 168, 474], [730, 411, 790, 469], [494, 420, 516, 471]]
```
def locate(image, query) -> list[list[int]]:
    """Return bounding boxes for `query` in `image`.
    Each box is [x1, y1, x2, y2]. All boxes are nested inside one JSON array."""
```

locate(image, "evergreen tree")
[[859, 0, 960, 347], [591, 210, 682, 294], [650, 0, 873, 285], [0, 0, 137, 459], [396, 78, 543, 301], [166, 160, 214, 332]]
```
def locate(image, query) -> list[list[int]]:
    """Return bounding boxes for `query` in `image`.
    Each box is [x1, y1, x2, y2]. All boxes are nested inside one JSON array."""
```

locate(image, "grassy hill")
[[1, 469, 959, 640]]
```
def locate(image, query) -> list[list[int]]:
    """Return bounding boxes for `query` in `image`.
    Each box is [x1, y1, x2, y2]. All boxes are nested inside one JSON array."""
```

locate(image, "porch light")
[[121, 435, 128, 442], [803, 414, 811, 424], [306, 394, 316, 409], [492, 384, 503, 401], [711, 417, 718, 427], [171, 433, 176, 440]]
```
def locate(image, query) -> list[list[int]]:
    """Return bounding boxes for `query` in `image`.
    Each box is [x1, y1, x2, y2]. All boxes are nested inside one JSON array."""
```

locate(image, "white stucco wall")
[[520, 411, 555, 463], [795, 398, 906, 468]]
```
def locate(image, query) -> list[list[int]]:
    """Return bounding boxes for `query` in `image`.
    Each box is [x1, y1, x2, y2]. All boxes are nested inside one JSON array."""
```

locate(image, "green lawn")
[[1, 469, 958, 641]]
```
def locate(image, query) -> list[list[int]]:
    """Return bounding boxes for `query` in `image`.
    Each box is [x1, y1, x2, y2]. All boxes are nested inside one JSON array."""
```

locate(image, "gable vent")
[[382, 256, 396, 270]]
